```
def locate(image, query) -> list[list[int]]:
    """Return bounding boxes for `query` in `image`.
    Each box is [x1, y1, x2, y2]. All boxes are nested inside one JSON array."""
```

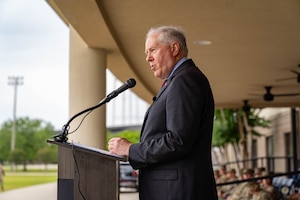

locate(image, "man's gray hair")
[[146, 26, 188, 55]]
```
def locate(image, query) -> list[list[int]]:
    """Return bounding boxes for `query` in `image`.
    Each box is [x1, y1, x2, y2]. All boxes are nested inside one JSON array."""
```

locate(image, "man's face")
[[242, 173, 253, 180], [145, 33, 176, 80]]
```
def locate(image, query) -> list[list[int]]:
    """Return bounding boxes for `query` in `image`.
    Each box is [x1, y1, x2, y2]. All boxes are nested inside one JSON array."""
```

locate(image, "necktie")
[[161, 79, 167, 88]]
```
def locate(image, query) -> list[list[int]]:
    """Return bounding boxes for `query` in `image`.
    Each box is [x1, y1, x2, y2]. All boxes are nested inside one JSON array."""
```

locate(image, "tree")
[[8, 149, 26, 170], [212, 109, 240, 164], [212, 108, 270, 169], [37, 146, 58, 170], [0, 117, 57, 171], [106, 130, 140, 150], [0, 123, 11, 162]]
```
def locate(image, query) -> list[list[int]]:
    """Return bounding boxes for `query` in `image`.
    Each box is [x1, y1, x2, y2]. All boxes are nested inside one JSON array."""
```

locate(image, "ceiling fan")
[[242, 100, 251, 112], [261, 86, 300, 101], [276, 64, 300, 84]]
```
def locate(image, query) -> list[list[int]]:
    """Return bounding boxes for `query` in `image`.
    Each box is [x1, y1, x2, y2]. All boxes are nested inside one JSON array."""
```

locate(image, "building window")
[[252, 139, 258, 168], [266, 136, 274, 171], [284, 132, 292, 157]]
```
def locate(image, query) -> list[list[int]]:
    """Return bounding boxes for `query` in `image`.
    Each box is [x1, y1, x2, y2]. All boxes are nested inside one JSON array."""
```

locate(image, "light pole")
[[8, 76, 23, 151]]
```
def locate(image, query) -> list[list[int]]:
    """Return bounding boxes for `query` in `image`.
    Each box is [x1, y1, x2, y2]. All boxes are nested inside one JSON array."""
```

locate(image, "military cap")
[[242, 168, 254, 175]]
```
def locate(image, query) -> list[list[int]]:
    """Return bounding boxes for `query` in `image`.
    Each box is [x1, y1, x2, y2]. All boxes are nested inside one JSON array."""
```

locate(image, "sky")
[[0, 0, 148, 130]]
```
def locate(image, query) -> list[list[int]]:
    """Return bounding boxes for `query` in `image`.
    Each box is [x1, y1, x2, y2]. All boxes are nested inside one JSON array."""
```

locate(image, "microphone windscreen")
[[127, 78, 136, 88]]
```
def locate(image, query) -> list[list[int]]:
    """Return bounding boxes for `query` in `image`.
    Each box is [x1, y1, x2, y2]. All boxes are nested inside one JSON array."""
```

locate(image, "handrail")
[[213, 156, 295, 173], [216, 170, 300, 187]]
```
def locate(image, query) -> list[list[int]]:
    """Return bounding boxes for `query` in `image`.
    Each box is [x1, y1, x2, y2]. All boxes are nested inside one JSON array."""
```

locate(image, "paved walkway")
[[0, 182, 138, 200]]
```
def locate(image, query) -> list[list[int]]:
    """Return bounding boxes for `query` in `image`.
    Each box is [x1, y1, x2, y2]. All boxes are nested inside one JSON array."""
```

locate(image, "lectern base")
[[58, 178, 74, 200]]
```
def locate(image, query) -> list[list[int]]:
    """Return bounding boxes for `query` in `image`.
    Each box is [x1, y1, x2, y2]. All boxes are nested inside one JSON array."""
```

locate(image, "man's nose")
[[146, 54, 152, 62]]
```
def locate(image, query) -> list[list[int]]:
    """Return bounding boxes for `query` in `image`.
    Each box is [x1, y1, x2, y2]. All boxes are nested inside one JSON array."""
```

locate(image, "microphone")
[[106, 78, 136, 100], [52, 78, 136, 143]]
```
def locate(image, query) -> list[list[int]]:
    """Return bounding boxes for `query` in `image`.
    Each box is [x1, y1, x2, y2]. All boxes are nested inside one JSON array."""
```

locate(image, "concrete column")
[[67, 26, 107, 149]]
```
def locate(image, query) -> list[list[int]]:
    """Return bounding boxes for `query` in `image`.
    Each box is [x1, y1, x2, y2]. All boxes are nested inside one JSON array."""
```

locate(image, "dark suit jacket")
[[129, 59, 218, 200]]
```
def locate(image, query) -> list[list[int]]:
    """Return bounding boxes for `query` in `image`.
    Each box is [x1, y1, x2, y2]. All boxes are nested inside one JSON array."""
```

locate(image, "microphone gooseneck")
[[53, 78, 136, 143], [106, 78, 136, 99]]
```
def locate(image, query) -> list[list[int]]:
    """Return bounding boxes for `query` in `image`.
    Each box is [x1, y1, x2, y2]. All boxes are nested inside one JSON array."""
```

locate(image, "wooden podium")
[[47, 140, 127, 200]]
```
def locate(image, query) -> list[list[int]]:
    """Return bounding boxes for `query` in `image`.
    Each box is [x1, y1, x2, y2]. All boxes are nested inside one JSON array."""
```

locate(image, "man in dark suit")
[[108, 26, 217, 200]]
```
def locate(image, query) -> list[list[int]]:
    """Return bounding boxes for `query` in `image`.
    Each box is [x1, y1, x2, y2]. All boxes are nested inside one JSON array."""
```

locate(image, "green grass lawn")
[[2, 166, 57, 192]]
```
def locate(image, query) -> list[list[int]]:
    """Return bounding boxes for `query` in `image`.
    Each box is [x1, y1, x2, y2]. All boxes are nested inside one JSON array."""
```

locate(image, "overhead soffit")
[[47, 0, 300, 108]]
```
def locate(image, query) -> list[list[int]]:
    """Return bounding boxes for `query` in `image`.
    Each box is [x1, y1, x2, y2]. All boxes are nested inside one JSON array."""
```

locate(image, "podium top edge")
[[47, 139, 127, 162]]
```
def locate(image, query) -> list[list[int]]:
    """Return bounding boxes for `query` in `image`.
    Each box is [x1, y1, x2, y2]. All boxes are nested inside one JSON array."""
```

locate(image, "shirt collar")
[[166, 57, 188, 80]]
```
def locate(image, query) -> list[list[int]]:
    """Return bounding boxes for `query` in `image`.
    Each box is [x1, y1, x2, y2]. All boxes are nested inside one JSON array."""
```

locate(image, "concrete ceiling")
[[47, 0, 300, 109]]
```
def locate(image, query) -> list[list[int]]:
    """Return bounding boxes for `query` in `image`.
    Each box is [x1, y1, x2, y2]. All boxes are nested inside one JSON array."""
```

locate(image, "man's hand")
[[108, 137, 132, 156]]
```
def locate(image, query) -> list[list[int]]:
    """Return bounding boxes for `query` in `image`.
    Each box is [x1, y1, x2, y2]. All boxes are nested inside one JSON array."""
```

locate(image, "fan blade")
[[248, 93, 261, 96], [291, 70, 300, 75], [274, 93, 300, 97], [275, 77, 295, 82]]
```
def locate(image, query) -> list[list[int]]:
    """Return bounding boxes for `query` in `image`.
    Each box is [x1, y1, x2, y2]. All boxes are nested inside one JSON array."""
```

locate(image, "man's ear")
[[171, 42, 180, 56]]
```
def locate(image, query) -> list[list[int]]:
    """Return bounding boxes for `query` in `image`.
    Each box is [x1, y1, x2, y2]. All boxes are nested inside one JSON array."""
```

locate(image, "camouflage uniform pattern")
[[250, 189, 272, 200], [229, 182, 252, 200]]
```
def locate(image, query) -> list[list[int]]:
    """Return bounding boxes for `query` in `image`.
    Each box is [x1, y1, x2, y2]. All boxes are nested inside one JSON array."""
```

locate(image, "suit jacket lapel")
[[140, 59, 195, 139]]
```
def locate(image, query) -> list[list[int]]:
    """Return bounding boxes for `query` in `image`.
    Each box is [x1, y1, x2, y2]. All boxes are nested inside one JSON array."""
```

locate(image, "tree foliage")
[[106, 130, 140, 150], [212, 108, 270, 166], [212, 109, 240, 147], [0, 117, 57, 169], [37, 146, 58, 170]]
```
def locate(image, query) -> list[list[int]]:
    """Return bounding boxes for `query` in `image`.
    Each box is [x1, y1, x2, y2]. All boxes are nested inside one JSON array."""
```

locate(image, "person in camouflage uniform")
[[216, 165, 228, 199], [248, 181, 272, 200], [260, 172, 280, 200], [218, 168, 238, 199], [226, 168, 255, 200], [217, 165, 228, 183]]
